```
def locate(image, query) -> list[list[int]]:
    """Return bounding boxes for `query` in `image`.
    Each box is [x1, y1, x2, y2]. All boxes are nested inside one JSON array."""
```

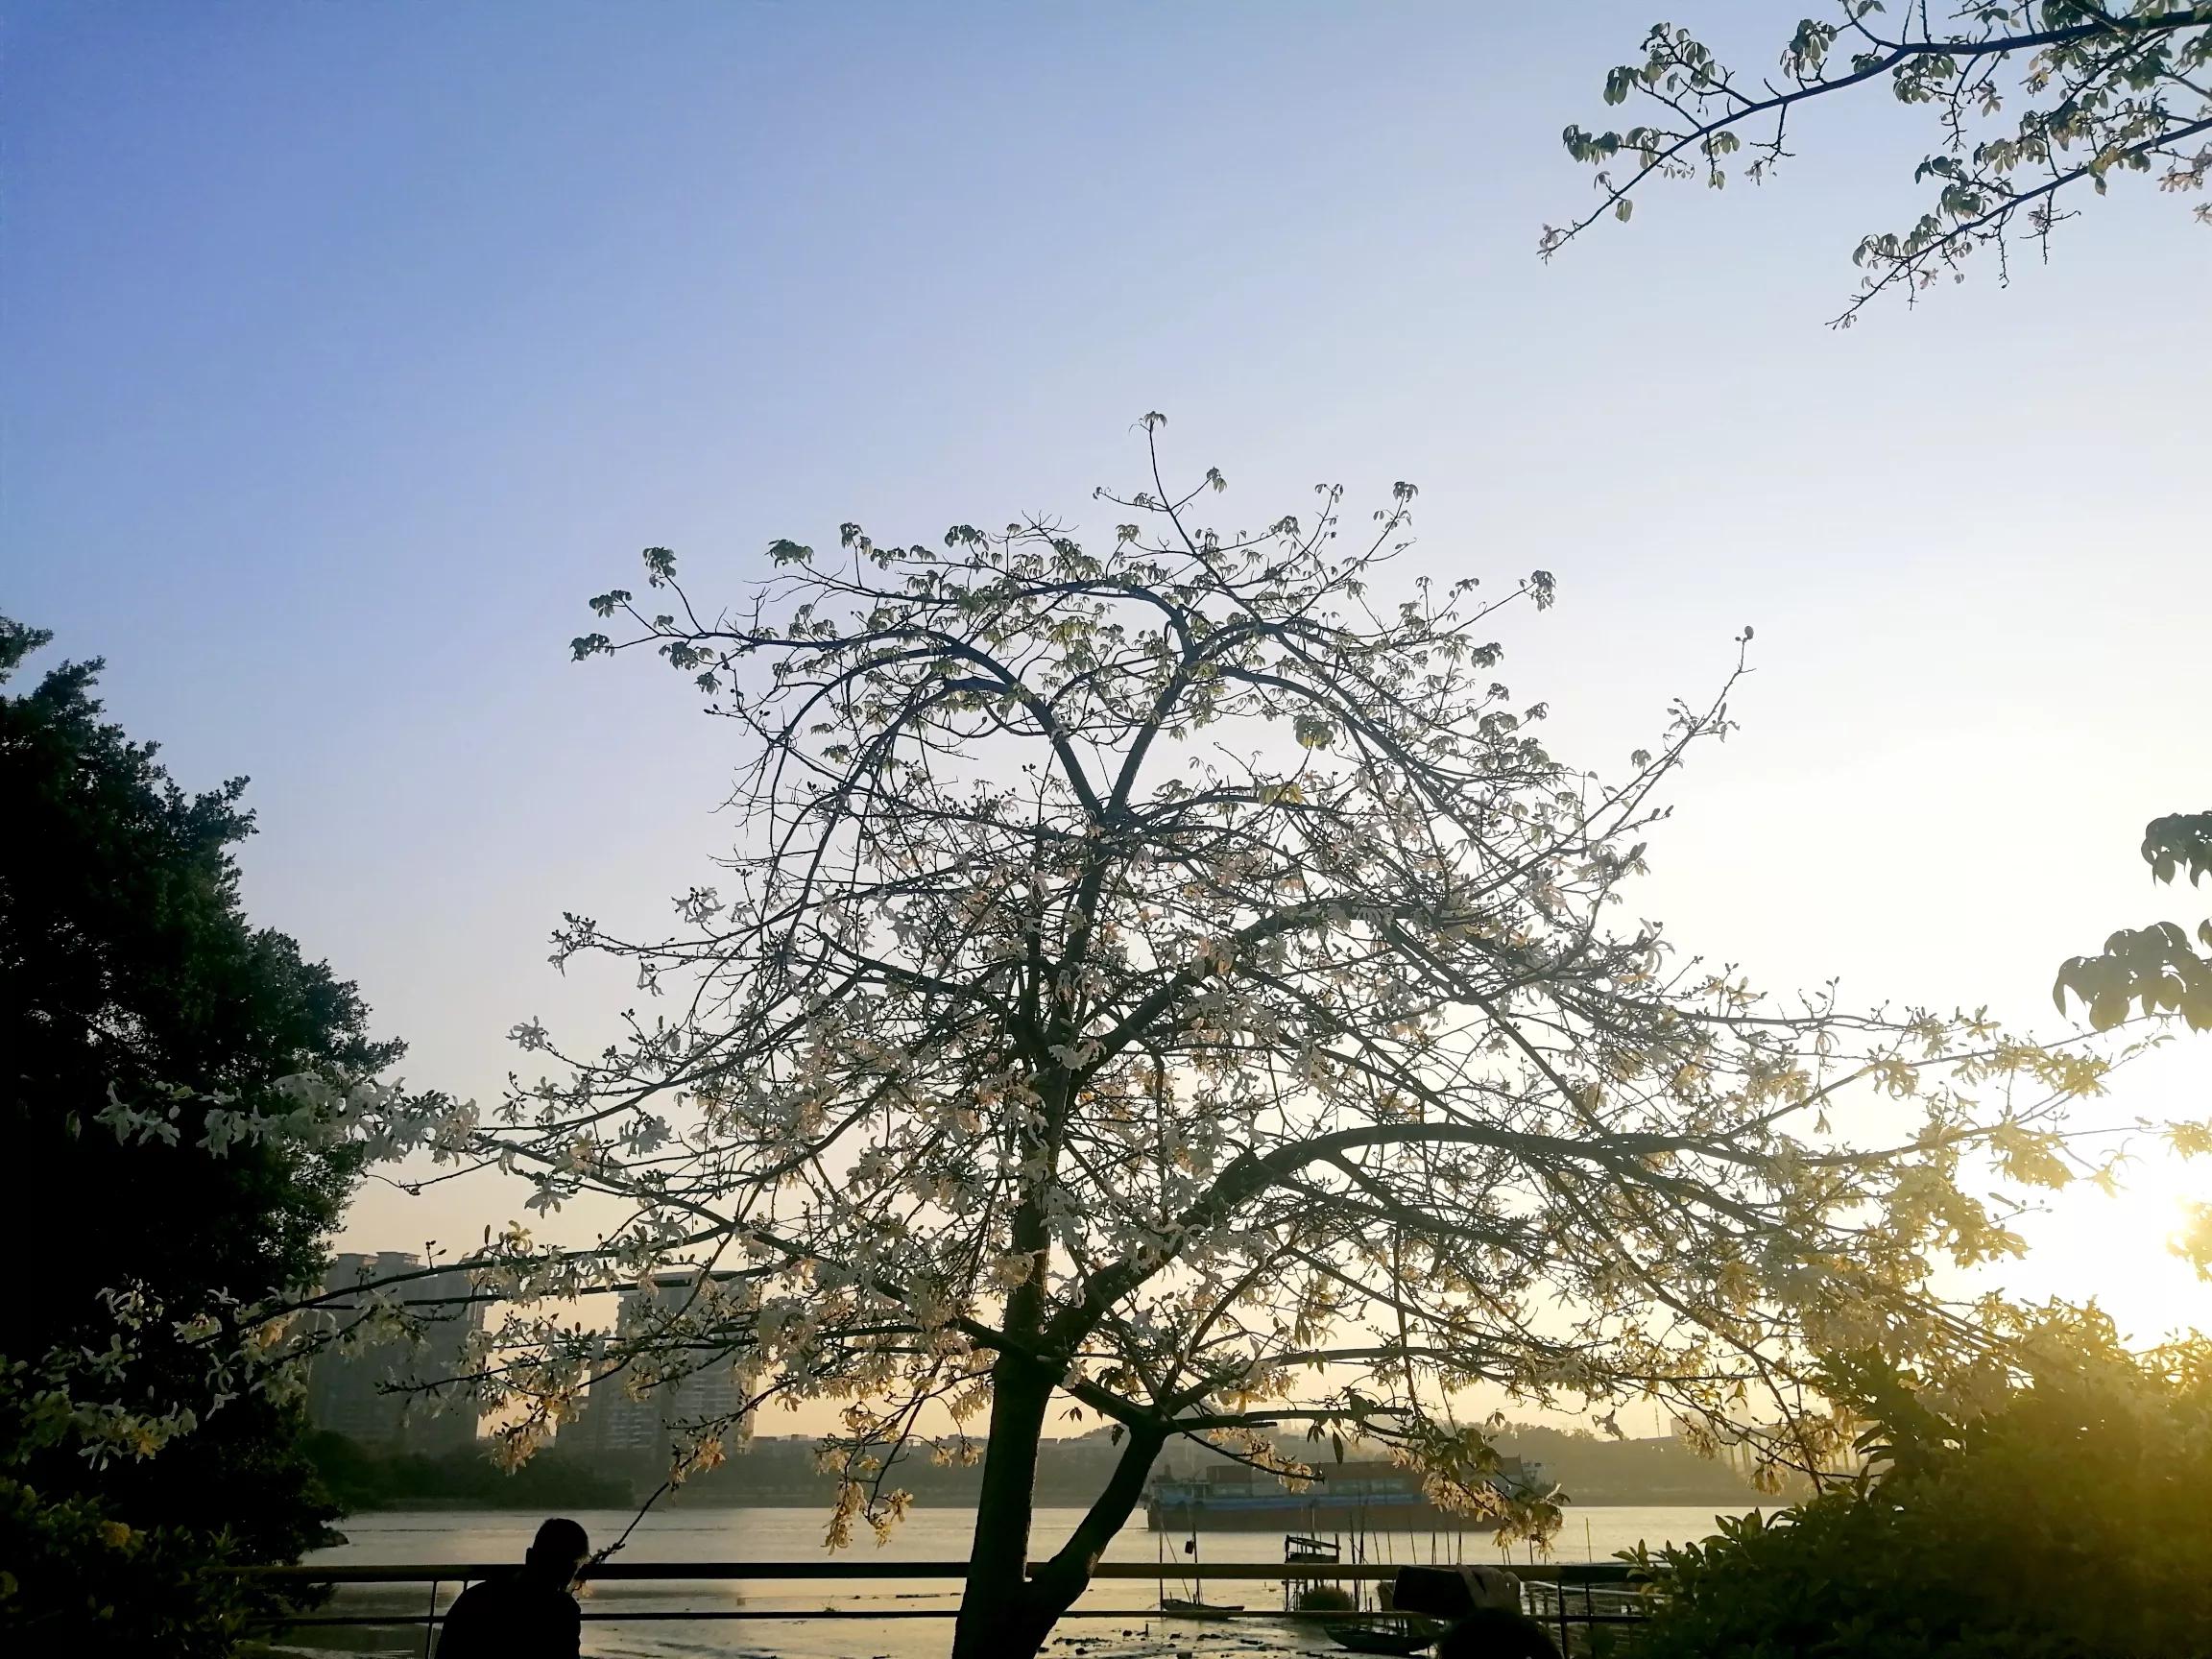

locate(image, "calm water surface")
[[284, 1503, 1746, 1658]]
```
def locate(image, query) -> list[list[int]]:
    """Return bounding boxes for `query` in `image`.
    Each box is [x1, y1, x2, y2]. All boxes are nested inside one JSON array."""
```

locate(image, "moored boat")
[[1159, 1596, 1243, 1619], [1321, 1611, 1450, 1653]]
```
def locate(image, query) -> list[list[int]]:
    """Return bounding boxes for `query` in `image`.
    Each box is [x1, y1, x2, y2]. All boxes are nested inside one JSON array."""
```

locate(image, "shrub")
[[1626, 1318, 2212, 1658], [0, 1477, 259, 1659]]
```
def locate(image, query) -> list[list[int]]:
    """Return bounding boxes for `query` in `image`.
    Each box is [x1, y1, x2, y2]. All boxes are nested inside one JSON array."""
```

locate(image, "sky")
[[6, 2, 2209, 1382]]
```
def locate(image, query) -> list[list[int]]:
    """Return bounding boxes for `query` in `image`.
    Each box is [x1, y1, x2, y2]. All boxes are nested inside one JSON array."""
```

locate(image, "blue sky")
[[7, 2, 2208, 1349]]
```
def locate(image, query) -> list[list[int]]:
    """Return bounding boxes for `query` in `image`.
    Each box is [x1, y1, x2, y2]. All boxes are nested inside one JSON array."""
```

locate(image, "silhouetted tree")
[[0, 616, 415, 1652], [1550, 3, 2211, 322], [321, 424, 2137, 1659]]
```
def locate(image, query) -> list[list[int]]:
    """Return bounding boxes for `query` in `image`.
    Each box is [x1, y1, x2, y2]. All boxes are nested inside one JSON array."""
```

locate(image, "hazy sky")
[[8, 2, 2208, 1362]]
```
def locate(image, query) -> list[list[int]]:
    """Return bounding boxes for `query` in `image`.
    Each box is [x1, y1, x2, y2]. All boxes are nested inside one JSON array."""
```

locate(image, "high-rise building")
[[303, 1251, 483, 1453], [566, 1328, 661, 1457], [567, 1271, 743, 1463]]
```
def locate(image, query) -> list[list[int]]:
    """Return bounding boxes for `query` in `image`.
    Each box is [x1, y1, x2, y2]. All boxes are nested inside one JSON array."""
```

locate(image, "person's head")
[[525, 1517, 590, 1584]]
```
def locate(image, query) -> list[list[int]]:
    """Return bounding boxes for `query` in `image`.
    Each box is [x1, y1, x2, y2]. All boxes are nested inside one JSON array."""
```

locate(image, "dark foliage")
[[0, 616, 406, 1650], [302, 1432, 634, 1512], [1625, 1324, 2212, 1658], [0, 1474, 264, 1658]]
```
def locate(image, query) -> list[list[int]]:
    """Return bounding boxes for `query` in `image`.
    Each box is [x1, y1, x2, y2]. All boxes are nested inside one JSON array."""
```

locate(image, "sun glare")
[[2008, 1149, 2212, 1343]]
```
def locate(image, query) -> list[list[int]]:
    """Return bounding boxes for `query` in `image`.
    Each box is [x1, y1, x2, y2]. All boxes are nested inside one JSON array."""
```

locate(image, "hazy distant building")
[[304, 1250, 483, 1453], [567, 1271, 743, 1463], [567, 1327, 662, 1457]]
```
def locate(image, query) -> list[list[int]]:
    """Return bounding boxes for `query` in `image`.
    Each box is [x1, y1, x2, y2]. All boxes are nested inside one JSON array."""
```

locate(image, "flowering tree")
[[95, 424, 2139, 1656], [1547, 2, 2212, 323], [297, 419, 2116, 1659]]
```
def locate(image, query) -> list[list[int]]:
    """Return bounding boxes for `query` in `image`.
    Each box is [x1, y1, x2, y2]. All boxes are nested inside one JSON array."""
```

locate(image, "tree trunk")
[[1022, 1420, 1167, 1628], [950, 1352, 1056, 1659], [951, 1367, 1167, 1659]]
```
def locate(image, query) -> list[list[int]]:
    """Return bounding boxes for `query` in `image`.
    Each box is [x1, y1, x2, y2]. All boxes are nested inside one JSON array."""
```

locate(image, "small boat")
[[1322, 1611, 1449, 1654], [1155, 1506, 1239, 1618], [1160, 1596, 1243, 1619]]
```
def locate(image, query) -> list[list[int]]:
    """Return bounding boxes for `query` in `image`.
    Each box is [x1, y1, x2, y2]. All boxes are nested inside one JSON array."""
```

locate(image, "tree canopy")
[[0, 616, 406, 1651], [1549, 3, 2212, 322], [307, 424, 2157, 1658]]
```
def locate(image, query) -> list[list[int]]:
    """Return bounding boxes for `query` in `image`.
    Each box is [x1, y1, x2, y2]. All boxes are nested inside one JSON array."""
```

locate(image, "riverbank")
[[309, 1425, 1766, 1513]]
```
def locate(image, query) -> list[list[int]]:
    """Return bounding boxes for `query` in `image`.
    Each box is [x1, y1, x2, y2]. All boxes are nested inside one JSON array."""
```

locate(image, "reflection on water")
[[276, 1503, 1743, 1658]]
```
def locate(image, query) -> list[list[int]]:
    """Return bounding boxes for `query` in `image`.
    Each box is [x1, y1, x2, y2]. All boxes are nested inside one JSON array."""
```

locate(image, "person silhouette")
[[1434, 1604, 1563, 1659], [434, 1517, 590, 1659], [1391, 1563, 1562, 1659]]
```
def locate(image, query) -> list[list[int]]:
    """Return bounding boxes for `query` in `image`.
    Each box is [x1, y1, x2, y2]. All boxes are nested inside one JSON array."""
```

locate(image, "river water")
[[283, 1504, 1745, 1657]]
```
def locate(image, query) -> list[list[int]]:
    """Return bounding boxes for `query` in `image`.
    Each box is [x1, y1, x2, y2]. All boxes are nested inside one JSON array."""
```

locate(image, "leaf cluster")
[[2055, 811, 2212, 1030], [1549, 3, 2212, 322]]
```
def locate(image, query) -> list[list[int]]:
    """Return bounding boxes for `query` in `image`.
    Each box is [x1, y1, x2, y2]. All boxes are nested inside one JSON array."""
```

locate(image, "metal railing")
[[252, 1557, 1647, 1655]]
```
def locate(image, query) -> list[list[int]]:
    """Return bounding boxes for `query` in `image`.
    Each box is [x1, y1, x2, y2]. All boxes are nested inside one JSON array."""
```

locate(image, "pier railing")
[[250, 1557, 1647, 1655]]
